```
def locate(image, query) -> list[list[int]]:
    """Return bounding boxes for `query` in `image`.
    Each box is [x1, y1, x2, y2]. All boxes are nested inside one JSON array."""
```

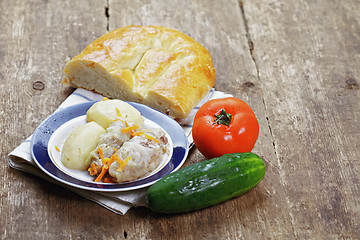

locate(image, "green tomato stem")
[[213, 109, 232, 126]]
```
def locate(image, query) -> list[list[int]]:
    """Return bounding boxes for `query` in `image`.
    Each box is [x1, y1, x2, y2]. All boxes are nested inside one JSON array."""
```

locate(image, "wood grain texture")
[[243, 0, 360, 238], [1, 0, 359, 239], [1, 0, 108, 239], [108, 1, 280, 239]]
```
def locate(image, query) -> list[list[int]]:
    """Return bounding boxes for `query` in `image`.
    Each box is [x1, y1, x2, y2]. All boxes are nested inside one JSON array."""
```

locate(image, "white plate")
[[31, 101, 189, 192]]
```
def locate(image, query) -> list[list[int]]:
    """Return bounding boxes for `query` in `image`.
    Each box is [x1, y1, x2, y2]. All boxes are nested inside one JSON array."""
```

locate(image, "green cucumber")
[[146, 152, 266, 213]]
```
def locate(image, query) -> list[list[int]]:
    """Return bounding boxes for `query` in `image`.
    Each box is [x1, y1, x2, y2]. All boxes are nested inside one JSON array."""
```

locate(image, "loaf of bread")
[[62, 25, 216, 119]]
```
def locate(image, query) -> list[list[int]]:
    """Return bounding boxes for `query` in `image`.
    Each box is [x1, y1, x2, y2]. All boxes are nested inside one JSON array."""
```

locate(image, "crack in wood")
[[266, 117, 277, 154], [238, 3, 301, 239], [239, 0, 257, 77], [105, 0, 110, 31], [238, 0, 279, 157]]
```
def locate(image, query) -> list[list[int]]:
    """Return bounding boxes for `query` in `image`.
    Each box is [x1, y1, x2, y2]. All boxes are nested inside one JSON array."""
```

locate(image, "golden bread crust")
[[63, 25, 216, 119]]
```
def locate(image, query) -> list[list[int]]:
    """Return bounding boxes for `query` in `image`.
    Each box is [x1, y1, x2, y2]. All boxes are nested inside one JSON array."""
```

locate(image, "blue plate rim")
[[31, 101, 189, 192]]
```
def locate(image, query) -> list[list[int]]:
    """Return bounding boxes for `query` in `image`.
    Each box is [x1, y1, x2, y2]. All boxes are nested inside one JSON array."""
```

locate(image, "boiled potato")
[[87, 99, 144, 129], [61, 122, 106, 170]]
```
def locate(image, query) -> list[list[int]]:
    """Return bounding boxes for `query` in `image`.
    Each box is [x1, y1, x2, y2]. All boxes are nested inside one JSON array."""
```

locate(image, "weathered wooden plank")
[[0, 0, 107, 239], [3, 0, 359, 239], [1, 0, 275, 239], [107, 1, 292, 240], [244, 0, 360, 238]]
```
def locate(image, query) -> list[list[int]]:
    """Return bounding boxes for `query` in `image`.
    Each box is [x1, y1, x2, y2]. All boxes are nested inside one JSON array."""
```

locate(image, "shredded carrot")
[[111, 154, 122, 164], [131, 131, 145, 137], [95, 166, 108, 182], [115, 107, 122, 117], [98, 147, 104, 160], [111, 154, 131, 172], [117, 156, 131, 172], [103, 177, 116, 183], [121, 124, 139, 133], [94, 157, 115, 182], [55, 145, 60, 152], [102, 157, 112, 166], [125, 121, 129, 127], [124, 156, 131, 163], [88, 163, 98, 176], [112, 147, 118, 152], [112, 118, 124, 123], [145, 134, 160, 144]]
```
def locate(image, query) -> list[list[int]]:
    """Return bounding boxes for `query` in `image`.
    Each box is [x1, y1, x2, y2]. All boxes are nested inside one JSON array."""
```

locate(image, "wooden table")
[[2, 0, 359, 239]]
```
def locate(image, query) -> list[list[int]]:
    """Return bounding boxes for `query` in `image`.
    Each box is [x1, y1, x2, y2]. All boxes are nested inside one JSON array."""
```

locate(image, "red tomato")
[[192, 97, 259, 159]]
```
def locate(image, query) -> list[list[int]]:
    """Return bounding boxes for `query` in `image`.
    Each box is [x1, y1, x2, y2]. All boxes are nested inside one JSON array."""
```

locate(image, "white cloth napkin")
[[7, 88, 232, 215]]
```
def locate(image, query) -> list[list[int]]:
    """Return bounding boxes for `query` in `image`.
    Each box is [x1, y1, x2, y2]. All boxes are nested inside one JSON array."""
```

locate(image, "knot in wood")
[[243, 81, 255, 88], [346, 78, 356, 86], [345, 78, 357, 89], [33, 81, 45, 90]]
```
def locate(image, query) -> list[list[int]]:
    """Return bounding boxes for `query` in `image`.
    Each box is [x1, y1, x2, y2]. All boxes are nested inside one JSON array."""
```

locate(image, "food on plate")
[[61, 122, 106, 170], [60, 98, 170, 183], [192, 97, 259, 159], [62, 25, 216, 119], [87, 121, 169, 183], [87, 99, 144, 128], [108, 128, 169, 183], [86, 119, 133, 170], [146, 152, 266, 213]]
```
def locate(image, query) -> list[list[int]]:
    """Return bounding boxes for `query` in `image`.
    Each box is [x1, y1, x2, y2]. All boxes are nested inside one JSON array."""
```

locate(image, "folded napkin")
[[7, 88, 232, 215]]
